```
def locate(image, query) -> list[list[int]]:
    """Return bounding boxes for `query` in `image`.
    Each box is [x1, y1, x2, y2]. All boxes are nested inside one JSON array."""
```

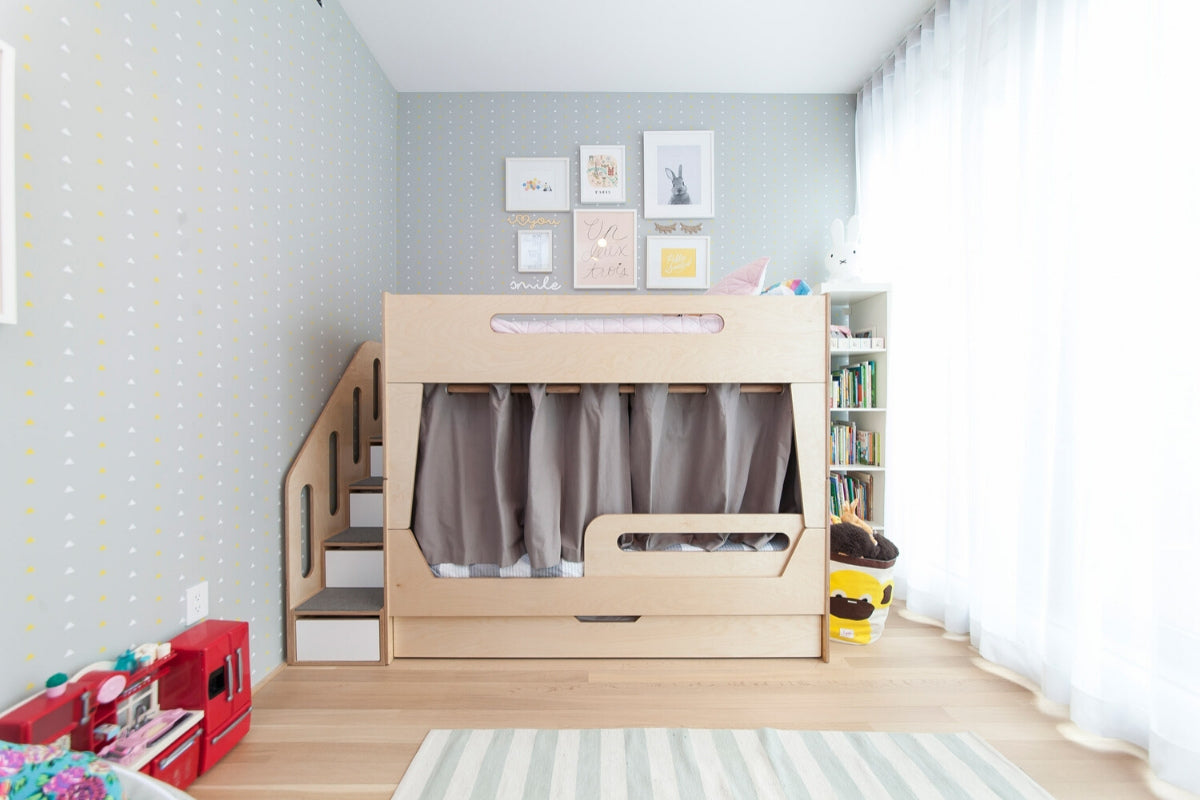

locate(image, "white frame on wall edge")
[[0, 39, 16, 325]]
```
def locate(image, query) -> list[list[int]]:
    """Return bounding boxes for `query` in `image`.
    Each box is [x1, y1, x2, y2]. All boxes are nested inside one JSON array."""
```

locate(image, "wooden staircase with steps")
[[284, 342, 391, 665]]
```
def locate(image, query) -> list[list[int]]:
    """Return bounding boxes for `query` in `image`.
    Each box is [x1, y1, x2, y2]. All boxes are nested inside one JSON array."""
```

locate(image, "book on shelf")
[[829, 360, 877, 409], [855, 429, 882, 466], [829, 419, 883, 467], [830, 419, 856, 465], [829, 471, 874, 520]]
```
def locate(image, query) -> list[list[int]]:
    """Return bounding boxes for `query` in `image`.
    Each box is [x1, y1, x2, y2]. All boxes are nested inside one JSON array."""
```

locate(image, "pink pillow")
[[705, 257, 770, 295]]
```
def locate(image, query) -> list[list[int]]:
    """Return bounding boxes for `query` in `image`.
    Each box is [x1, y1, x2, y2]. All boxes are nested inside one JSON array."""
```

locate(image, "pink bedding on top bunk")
[[490, 314, 724, 334]]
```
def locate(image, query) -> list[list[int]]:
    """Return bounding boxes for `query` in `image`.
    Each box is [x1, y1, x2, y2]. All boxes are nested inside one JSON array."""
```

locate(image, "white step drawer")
[[325, 549, 383, 587], [349, 492, 383, 527], [295, 618, 380, 662]]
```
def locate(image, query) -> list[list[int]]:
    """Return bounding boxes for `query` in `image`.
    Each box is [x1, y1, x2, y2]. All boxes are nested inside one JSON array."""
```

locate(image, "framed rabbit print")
[[642, 130, 715, 219], [579, 145, 626, 203], [505, 157, 570, 212]]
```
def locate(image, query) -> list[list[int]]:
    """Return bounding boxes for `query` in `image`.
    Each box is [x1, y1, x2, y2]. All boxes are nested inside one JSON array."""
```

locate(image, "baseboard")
[[252, 661, 287, 692]]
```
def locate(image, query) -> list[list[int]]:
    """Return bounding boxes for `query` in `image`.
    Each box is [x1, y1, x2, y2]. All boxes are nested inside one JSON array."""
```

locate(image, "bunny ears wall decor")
[[826, 215, 861, 281]]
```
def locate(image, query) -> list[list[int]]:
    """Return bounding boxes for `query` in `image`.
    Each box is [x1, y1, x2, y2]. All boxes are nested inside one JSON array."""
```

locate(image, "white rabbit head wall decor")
[[826, 216, 861, 281]]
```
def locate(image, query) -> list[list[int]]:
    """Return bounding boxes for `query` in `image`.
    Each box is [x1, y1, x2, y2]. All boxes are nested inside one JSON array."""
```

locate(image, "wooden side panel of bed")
[[382, 294, 830, 660]]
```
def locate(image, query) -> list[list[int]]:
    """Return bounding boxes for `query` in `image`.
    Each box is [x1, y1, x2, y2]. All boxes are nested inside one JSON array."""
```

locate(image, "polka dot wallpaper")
[[397, 93, 856, 293], [0, 0, 396, 709]]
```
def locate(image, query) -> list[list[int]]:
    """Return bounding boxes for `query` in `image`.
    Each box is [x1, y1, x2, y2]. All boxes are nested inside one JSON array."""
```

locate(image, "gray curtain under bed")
[[411, 384, 799, 571]]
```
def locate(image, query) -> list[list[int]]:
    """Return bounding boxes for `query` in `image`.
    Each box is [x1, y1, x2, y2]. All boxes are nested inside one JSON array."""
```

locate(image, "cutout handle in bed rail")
[[490, 313, 724, 334], [583, 513, 806, 578]]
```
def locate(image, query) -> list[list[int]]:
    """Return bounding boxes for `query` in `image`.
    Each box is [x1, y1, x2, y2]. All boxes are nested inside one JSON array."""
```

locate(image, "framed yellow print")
[[646, 235, 710, 290]]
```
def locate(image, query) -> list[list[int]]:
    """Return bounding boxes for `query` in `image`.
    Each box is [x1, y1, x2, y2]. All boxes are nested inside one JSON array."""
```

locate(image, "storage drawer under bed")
[[392, 615, 825, 658]]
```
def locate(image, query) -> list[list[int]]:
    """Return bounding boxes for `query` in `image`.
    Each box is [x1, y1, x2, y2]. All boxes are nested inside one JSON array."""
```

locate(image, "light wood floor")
[[188, 606, 1170, 799]]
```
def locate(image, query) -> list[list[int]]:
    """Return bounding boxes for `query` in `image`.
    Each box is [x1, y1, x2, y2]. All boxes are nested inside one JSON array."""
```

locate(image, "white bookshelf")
[[820, 282, 889, 533]]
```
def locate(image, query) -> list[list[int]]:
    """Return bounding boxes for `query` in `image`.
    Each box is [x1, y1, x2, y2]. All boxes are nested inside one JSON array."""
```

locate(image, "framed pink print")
[[572, 209, 637, 290]]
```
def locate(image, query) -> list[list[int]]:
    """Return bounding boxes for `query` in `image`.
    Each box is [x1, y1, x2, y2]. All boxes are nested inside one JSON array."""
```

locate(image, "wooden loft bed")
[[382, 293, 831, 660]]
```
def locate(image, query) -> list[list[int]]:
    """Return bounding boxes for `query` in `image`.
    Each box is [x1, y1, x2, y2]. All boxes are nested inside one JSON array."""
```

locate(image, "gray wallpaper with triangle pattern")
[[0, 0, 396, 709]]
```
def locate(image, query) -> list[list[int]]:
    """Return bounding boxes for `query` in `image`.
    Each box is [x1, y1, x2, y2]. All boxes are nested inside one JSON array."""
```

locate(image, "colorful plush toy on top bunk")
[[762, 278, 812, 296]]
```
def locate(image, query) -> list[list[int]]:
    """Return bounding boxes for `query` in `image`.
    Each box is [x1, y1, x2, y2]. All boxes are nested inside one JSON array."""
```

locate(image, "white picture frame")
[[579, 145, 626, 204], [572, 208, 637, 290], [516, 229, 554, 273], [642, 130, 715, 219], [0, 38, 16, 325], [505, 157, 571, 212], [646, 235, 711, 290]]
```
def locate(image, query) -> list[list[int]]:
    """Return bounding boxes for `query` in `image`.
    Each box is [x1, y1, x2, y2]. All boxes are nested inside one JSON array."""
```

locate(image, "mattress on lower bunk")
[[412, 381, 800, 576], [429, 534, 790, 578]]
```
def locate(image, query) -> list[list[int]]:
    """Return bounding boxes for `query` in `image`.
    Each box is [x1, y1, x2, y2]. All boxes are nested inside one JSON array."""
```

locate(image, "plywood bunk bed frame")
[[383, 293, 831, 661]]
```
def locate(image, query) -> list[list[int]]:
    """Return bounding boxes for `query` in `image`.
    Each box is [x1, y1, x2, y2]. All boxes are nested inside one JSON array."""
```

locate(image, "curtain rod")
[[444, 384, 785, 396]]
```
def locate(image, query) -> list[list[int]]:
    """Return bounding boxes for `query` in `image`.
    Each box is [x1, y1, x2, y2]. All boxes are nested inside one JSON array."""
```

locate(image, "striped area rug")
[[392, 728, 1053, 799]]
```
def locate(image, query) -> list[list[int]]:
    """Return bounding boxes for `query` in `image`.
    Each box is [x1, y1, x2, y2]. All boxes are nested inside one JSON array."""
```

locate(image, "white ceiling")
[[337, 0, 932, 94]]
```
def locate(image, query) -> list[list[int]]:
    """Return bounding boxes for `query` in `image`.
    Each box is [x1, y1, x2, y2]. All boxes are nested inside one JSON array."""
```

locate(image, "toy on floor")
[[829, 499, 898, 645]]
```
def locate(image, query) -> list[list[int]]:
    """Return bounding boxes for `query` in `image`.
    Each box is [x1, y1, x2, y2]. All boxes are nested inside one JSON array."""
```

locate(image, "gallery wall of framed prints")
[[505, 130, 717, 290]]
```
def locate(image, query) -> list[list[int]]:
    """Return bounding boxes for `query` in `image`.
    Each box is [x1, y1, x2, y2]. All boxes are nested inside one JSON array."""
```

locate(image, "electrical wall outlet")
[[185, 581, 209, 625]]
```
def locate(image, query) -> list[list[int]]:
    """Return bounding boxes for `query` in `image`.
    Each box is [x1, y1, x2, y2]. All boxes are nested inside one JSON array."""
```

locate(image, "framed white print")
[[643, 130, 715, 219], [516, 229, 553, 273], [646, 235, 711, 290], [505, 157, 570, 212], [579, 145, 626, 204], [0, 38, 16, 324], [573, 208, 637, 290]]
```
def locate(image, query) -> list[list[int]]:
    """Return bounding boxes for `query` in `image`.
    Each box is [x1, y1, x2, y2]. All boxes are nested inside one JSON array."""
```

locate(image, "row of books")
[[831, 420, 883, 466], [830, 360, 878, 409], [829, 471, 874, 521]]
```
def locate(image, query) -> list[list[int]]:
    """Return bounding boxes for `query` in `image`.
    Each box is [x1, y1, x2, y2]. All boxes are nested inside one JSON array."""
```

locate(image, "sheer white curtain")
[[856, 0, 1200, 792]]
